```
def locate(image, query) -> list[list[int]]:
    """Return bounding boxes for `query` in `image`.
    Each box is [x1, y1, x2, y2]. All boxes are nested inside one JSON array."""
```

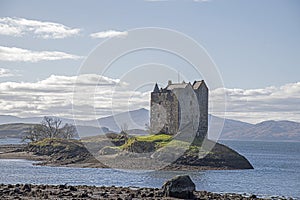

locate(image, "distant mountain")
[[220, 120, 300, 141], [0, 109, 149, 132], [0, 109, 150, 138], [0, 109, 299, 141], [0, 115, 23, 124], [0, 123, 33, 138], [0, 123, 110, 139], [94, 108, 149, 132], [92, 109, 300, 141], [210, 115, 253, 135], [75, 125, 110, 137]]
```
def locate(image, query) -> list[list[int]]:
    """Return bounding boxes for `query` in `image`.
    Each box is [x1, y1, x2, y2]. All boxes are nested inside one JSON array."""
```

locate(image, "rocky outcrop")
[[121, 136, 253, 170], [162, 175, 195, 199], [151, 146, 187, 162], [26, 138, 103, 167], [166, 141, 254, 170], [98, 146, 120, 155], [125, 140, 156, 153]]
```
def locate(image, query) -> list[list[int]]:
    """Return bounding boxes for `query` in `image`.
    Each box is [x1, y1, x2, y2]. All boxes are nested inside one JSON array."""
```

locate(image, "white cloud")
[[210, 82, 300, 123], [0, 74, 148, 120], [0, 46, 82, 62], [0, 17, 80, 39], [90, 30, 128, 39], [0, 68, 18, 77]]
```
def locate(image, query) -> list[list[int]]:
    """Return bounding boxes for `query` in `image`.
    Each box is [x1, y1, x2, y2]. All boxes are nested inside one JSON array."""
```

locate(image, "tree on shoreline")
[[23, 116, 76, 142]]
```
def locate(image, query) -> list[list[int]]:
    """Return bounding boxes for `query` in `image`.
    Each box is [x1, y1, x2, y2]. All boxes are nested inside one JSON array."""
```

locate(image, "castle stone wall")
[[194, 83, 208, 139], [150, 91, 179, 134], [172, 85, 199, 134]]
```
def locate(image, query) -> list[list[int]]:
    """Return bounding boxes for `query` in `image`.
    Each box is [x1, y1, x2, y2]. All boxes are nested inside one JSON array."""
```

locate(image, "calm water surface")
[[0, 139, 299, 198]]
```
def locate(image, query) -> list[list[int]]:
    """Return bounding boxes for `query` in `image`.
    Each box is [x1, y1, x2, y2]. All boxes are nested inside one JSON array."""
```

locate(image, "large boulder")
[[162, 175, 196, 199]]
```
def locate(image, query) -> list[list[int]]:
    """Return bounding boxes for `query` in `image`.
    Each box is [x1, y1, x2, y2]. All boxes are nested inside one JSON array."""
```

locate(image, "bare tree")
[[41, 117, 62, 138], [23, 117, 76, 142], [59, 123, 76, 139], [23, 125, 43, 142]]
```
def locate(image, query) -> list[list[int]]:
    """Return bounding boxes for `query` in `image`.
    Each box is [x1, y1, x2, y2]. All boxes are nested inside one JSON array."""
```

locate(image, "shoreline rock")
[[162, 175, 196, 199], [0, 183, 293, 200]]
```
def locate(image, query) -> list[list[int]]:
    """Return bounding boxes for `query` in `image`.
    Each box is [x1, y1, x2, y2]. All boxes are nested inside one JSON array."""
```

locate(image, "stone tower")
[[150, 80, 208, 139]]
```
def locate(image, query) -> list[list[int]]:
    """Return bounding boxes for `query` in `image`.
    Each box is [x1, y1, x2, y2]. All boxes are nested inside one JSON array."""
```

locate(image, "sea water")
[[0, 139, 299, 198]]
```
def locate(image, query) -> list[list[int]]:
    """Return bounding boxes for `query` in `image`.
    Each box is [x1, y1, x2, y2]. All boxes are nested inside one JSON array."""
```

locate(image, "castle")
[[150, 80, 208, 139]]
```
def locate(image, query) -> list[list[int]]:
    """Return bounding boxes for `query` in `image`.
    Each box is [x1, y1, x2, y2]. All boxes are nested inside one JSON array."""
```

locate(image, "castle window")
[[190, 100, 192, 106], [157, 113, 160, 118]]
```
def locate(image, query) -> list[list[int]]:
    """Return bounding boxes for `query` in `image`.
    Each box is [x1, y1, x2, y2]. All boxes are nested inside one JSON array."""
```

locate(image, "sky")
[[0, 0, 299, 124]]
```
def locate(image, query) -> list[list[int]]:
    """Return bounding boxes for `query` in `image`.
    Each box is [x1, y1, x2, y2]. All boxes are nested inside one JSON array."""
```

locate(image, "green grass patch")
[[120, 134, 173, 150], [120, 137, 136, 150], [115, 134, 210, 154], [188, 145, 200, 154], [135, 134, 172, 142]]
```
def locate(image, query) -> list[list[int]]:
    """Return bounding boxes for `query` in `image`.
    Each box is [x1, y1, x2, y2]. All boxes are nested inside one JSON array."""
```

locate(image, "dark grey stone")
[[22, 184, 31, 192], [162, 175, 196, 199]]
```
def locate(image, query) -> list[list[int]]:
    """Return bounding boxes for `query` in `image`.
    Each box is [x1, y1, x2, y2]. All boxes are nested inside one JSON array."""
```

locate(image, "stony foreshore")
[[0, 183, 291, 200]]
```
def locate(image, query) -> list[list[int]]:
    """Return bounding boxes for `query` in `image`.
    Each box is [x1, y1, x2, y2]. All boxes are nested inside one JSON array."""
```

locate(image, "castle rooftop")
[[192, 80, 205, 90], [166, 83, 189, 90]]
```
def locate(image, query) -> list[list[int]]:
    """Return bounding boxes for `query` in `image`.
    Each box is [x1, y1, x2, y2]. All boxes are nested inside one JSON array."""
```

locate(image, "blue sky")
[[0, 0, 299, 123]]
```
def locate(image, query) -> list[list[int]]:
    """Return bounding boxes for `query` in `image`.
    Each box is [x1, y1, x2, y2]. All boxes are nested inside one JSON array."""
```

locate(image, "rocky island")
[[0, 132, 253, 170]]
